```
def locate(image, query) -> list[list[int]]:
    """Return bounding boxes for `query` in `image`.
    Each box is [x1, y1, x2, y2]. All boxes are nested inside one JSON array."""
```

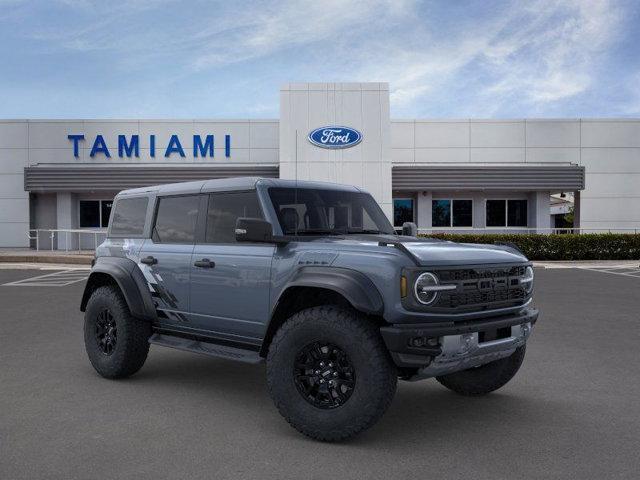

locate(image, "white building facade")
[[1, 82, 638, 248]]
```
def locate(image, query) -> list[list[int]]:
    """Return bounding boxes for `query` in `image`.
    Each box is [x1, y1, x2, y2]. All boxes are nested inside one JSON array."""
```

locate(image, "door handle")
[[140, 256, 157, 265], [194, 258, 215, 268]]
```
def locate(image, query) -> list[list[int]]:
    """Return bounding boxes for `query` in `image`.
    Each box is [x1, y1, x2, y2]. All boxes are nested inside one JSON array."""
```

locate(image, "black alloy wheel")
[[95, 308, 118, 355], [293, 342, 356, 409]]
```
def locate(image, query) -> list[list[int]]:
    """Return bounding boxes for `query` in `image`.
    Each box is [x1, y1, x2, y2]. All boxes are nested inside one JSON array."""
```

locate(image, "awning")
[[392, 164, 585, 192], [24, 165, 279, 192]]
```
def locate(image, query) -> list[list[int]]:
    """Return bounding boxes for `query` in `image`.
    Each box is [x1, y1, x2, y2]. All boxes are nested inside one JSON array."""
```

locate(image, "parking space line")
[[577, 267, 640, 279], [2, 269, 90, 287]]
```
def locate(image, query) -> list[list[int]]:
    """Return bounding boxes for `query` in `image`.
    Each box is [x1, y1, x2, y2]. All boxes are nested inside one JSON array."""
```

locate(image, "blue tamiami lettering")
[[118, 135, 139, 157], [67, 134, 84, 157], [150, 135, 155, 157], [69, 134, 231, 158], [90, 135, 111, 158], [165, 135, 185, 157], [194, 135, 214, 157]]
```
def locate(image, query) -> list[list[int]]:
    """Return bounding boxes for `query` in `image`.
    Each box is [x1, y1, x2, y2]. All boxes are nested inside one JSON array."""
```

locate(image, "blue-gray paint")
[[91, 177, 532, 348]]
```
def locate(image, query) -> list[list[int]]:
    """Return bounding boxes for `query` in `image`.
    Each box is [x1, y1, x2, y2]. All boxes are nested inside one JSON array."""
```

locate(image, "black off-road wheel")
[[266, 306, 397, 442], [84, 285, 151, 379], [436, 345, 526, 396]]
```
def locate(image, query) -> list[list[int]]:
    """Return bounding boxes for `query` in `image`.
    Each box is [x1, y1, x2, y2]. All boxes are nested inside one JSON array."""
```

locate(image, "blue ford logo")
[[308, 126, 362, 149]]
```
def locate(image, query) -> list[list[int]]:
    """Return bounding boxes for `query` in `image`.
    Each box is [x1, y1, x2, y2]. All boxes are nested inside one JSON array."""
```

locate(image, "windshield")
[[268, 187, 395, 236]]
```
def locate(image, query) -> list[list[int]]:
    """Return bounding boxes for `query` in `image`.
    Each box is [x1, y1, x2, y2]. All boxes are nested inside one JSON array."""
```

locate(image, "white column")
[[56, 192, 78, 250], [416, 191, 432, 229], [528, 191, 550, 233], [279, 83, 393, 220]]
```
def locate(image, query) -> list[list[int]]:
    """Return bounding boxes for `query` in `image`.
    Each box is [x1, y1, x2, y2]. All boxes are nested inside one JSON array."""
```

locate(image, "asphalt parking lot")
[[1, 266, 639, 480]]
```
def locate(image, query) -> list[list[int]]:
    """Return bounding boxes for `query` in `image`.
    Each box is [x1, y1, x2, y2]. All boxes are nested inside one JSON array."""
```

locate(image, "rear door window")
[[110, 197, 148, 236], [153, 195, 200, 244]]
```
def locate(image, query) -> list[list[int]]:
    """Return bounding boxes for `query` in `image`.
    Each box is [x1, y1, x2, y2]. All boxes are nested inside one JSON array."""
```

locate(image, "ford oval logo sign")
[[308, 126, 362, 149]]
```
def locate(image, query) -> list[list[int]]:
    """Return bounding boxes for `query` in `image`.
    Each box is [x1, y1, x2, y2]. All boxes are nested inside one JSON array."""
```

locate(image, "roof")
[[116, 177, 361, 197]]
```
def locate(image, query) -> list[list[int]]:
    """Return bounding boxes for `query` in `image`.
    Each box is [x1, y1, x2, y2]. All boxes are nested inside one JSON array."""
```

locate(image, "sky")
[[0, 0, 638, 119]]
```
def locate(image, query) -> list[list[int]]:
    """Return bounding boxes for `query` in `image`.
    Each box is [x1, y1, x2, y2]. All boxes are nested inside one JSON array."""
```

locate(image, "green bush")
[[419, 233, 640, 261]]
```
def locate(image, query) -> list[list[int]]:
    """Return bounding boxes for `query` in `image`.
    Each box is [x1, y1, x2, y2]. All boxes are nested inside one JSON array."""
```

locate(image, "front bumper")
[[380, 307, 538, 376]]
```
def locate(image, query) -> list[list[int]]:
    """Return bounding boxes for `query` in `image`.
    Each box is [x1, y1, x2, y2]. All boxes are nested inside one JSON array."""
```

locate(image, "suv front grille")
[[433, 266, 528, 310]]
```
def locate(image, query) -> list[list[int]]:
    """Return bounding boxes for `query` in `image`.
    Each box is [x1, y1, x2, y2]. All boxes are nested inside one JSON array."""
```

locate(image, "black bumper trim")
[[380, 307, 538, 361]]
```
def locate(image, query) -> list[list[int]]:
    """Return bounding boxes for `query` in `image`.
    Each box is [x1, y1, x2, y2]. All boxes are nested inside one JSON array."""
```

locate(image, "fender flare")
[[80, 257, 157, 321], [279, 266, 384, 315]]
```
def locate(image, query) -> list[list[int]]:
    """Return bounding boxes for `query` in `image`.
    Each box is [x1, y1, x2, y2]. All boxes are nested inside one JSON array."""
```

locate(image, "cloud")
[[366, 0, 624, 113], [0, 0, 633, 117], [190, 0, 414, 70]]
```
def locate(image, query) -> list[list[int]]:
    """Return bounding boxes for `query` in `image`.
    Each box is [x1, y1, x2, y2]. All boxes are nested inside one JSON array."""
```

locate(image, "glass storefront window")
[[486, 199, 528, 227], [452, 200, 473, 227], [432, 200, 450, 227], [79, 201, 100, 228], [507, 200, 528, 227], [79, 199, 115, 228], [101, 201, 113, 228], [393, 198, 414, 227], [432, 199, 472, 227]]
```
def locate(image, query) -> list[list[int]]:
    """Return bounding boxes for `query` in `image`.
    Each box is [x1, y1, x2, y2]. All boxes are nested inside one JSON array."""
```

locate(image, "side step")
[[148, 333, 264, 364]]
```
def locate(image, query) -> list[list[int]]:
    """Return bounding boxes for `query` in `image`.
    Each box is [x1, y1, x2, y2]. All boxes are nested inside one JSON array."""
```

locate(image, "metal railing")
[[27, 229, 107, 252]]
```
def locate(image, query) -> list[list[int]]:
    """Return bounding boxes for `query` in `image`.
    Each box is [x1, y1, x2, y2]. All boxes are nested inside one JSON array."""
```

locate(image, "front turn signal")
[[400, 275, 408, 298]]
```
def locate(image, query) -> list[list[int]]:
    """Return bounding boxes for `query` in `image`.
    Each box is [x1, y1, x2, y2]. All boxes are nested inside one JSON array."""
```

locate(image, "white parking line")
[[2, 268, 90, 287], [577, 266, 640, 279]]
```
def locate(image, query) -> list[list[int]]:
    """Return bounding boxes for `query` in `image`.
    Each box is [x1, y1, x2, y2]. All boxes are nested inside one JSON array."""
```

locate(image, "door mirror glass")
[[235, 218, 273, 243]]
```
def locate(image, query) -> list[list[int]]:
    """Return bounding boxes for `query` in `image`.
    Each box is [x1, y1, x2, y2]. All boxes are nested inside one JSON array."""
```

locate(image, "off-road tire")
[[436, 345, 526, 396], [266, 305, 397, 442], [84, 285, 151, 379]]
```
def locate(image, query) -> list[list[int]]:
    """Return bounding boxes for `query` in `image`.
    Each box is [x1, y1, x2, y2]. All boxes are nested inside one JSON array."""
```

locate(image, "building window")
[[393, 198, 414, 226], [79, 200, 113, 228], [101, 201, 113, 228], [507, 200, 528, 227], [432, 199, 473, 227], [486, 199, 528, 227]]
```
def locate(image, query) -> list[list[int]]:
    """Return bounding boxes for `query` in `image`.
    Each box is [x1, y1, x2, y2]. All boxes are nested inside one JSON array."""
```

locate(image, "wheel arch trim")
[[281, 266, 384, 316], [259, 267, 384, 356], [80, 257, 157, 321]]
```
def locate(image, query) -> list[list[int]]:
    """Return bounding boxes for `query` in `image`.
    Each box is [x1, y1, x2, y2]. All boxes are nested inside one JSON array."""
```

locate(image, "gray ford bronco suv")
[[81, 177, 538, 441]]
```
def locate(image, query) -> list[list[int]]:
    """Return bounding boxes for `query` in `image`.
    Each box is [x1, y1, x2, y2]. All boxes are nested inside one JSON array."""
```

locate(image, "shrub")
[[419, 233, 640, 261]]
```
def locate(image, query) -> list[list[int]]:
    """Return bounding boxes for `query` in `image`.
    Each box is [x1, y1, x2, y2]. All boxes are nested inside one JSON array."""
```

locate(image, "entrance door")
[[188, 191, 274, 343], [138, 194, 200, 325]]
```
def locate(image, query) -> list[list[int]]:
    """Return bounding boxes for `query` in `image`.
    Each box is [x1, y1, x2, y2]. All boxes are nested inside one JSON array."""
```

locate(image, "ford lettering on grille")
[[434, 266, 528, 309]]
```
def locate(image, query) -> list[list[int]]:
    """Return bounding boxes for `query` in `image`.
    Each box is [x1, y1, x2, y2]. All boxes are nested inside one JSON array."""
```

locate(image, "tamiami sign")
[[67, 134, 231, 158]]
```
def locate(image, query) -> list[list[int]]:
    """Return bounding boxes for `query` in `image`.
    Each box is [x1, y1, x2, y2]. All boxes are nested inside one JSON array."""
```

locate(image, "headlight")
[[414, 272, 455, 305], [522, 266, 534, 294]]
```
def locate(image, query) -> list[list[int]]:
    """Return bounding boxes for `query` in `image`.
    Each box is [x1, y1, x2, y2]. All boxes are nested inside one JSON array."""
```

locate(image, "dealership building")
[[0, 82, 638, 248]]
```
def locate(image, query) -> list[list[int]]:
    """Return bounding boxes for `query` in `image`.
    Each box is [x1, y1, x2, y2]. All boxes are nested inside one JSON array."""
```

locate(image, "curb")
[[0, 255, 92, 265]]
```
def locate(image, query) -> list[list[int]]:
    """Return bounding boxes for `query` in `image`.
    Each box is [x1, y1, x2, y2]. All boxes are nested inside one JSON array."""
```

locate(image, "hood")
[[306, 234, 528, 266], [401, 239, 527, 266]]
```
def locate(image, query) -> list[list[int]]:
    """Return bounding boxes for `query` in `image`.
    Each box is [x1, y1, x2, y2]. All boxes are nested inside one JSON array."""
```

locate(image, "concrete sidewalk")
[[0, 248, 93, 265]]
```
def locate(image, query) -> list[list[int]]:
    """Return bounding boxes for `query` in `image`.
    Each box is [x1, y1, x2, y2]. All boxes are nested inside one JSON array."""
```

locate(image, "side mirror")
[[402, 222, 417, 236], [235, 217, 273, 243]]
